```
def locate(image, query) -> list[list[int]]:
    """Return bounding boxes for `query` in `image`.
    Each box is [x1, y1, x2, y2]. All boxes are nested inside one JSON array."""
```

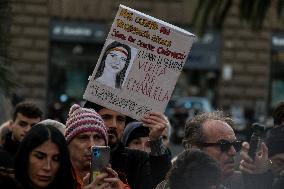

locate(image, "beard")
[[108, 128, 119, 149]]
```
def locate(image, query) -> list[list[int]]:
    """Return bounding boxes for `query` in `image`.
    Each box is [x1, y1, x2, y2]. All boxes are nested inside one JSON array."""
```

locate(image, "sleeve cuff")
[[149, 137, 168, 156]]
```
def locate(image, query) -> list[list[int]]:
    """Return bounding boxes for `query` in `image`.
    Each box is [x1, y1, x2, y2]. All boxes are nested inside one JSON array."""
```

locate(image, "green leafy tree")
[[192, 0, 284, 34]]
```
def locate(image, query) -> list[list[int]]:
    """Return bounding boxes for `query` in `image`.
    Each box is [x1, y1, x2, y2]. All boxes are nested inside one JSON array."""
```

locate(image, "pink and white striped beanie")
[[65, 104, 108, 144]]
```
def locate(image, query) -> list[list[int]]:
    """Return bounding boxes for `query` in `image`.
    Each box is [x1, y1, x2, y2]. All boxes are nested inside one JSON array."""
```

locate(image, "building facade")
[[3, 0, 284, 123]]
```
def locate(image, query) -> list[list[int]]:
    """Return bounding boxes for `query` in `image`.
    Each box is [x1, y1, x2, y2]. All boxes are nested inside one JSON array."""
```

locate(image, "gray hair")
[[182, 111, 233, 149]]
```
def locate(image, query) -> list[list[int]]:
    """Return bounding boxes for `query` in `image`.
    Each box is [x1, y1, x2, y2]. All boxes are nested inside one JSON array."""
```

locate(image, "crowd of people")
[[0, 99, 284, 189]]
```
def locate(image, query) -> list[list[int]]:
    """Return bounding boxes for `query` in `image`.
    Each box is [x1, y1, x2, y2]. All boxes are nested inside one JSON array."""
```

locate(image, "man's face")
[[98, 108, 126, 148], [201, 120, 237, 177], [68, 131, 106, 172], [12, 113, 41, 142]]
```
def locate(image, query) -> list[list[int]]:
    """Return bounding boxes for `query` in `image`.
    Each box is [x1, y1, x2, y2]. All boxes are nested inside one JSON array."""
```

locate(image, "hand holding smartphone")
[[90, 145, 110, 183], [248, 123, 264, 161]]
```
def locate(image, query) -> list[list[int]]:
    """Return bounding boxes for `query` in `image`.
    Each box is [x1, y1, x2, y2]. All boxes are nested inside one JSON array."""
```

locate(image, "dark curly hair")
[[14, 123, 75, 189], [167, 149, 221, 189], [94, 41, 131, 89]]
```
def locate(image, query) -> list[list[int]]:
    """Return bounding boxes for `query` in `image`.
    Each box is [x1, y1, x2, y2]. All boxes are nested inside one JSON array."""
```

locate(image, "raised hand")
[[141, 112, 167, 141], [239, 142, 270, 174]]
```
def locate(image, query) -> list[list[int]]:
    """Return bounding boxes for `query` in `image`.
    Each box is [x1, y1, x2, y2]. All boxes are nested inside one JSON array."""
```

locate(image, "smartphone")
[[248, 123, 264, 161], [90, 146, 110, 183]]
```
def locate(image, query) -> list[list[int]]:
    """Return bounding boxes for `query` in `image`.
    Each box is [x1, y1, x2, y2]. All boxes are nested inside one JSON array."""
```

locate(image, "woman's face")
[[104, 48, 128, 74], [28, 140, 60, 189]]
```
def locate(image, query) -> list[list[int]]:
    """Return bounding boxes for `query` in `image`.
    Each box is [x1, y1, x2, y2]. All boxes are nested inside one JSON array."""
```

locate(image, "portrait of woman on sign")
[[95, 41, 134, 89]]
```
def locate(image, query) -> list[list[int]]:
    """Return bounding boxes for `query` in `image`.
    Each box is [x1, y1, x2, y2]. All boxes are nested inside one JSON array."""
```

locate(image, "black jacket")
[[223, 171, 273, 189], [272, 175, 284, 189], [0, 131, 20, 168], [111, 142, 171, 189]]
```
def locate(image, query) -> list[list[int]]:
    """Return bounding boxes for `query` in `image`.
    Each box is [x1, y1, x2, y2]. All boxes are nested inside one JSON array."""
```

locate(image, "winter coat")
[[0, 131, 19, 168], [155, 171, 273, 189], [111, 142, 171, 189], [223, 171, 273, 189]]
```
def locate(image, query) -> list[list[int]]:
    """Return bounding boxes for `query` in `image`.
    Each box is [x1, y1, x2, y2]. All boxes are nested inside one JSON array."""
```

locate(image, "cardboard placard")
[[84, 5, 196, 120]]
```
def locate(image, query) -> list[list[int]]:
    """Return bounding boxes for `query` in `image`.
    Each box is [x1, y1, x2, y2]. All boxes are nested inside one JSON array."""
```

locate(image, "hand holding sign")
[[141, 112, 167, 141]]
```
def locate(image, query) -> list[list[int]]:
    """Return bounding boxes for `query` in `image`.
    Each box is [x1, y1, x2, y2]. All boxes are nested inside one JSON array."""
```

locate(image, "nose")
[[142, 143, 151, 153], [114, 56, 120, 62], [142, 144, 147, 152], [228, 145, 237, 156], [89, 137, 96, 148], [111, 55, 119, 63], [109, 118, 117, 129], [43, 159, 52, 171]]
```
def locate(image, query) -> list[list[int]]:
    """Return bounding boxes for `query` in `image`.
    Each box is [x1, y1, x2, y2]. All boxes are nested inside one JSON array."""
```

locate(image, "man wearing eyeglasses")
[[182, 111, 272, 189]]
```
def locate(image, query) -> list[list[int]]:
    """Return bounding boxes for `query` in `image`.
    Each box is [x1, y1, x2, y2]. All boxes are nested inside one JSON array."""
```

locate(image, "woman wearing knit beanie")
[[65, 104, 129, 189], [122, 122, 151, 153]]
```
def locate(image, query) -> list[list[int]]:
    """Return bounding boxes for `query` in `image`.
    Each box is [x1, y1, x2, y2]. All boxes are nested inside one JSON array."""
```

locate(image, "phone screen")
[[90, 146, 110, 183]]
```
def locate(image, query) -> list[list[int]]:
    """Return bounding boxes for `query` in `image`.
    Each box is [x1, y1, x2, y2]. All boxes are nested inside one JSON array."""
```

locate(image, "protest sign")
[[84, 5, 196, 120]]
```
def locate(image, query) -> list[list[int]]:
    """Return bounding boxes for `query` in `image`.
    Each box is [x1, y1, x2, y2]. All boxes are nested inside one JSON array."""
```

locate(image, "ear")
[[10, 120, 15, 129]]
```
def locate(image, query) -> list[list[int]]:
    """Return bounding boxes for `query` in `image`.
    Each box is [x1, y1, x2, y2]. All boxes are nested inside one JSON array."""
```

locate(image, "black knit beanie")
[[122, 122, 150, 146]]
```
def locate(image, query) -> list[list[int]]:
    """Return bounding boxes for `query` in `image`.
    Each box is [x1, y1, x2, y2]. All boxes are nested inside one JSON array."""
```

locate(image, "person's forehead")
[[109, 47, 127, 56], [76, 131, 101, 137], [110, 50, 126, 56], [112, 46, 126, 51], [34, 140, 59, 153], [203, 119, 236, 142], [15, 112, 40, 122], [98, 108, 126, 117]]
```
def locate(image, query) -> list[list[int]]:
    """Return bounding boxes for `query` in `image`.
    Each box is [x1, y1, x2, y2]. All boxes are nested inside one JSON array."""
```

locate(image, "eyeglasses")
[[199, 139, 242, 153]]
